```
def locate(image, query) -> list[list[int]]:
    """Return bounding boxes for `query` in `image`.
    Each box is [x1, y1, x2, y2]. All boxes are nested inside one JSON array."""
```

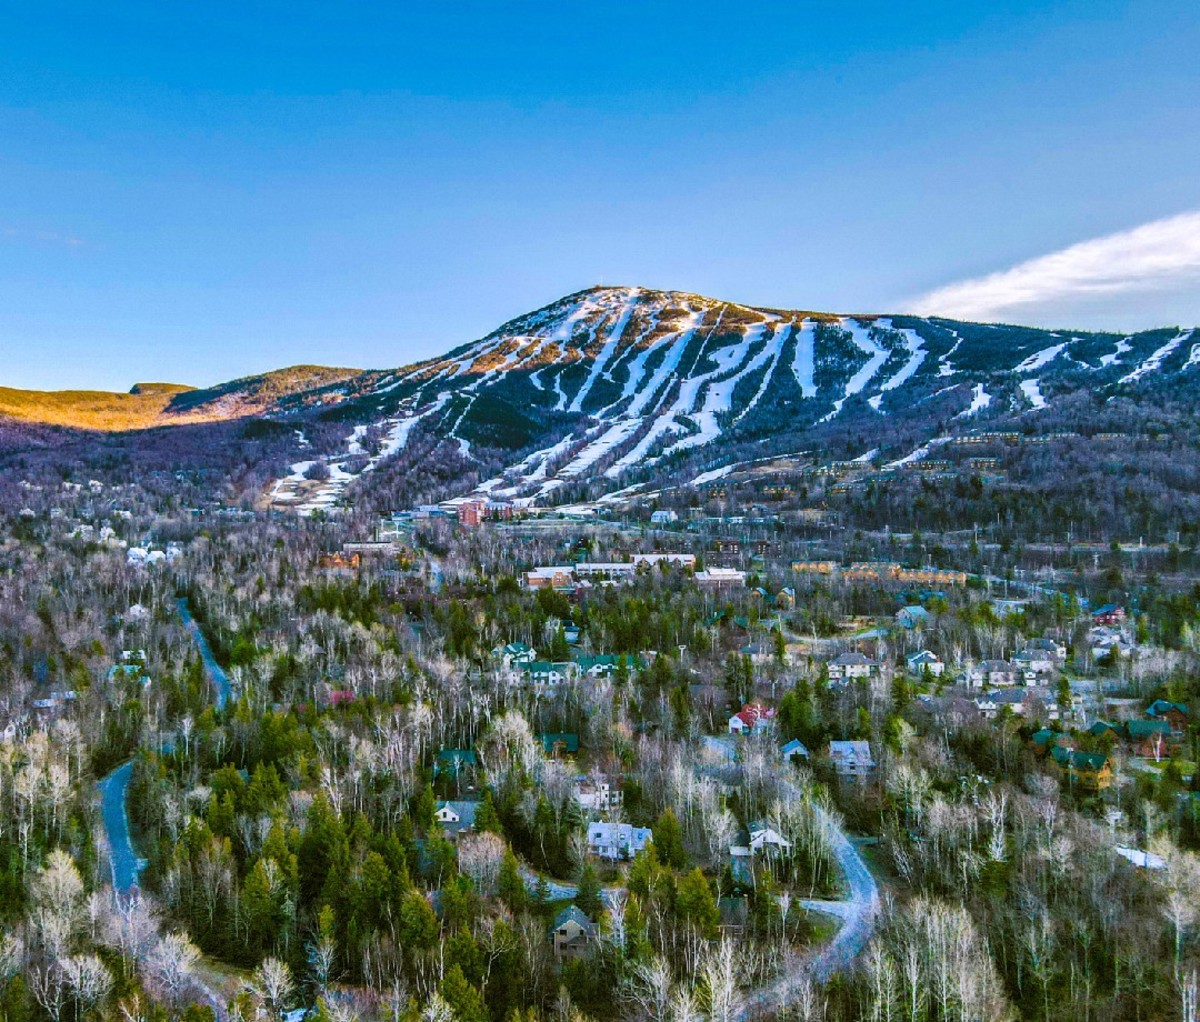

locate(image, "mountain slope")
[[266, 286, 1193, 511], [2, 285, 1196, 510]]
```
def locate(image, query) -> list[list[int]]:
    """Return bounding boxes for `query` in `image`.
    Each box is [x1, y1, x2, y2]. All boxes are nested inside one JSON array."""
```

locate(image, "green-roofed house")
[[1125, 719, 1173, 760], [1050, 746, 1112, 790], [521, 661, 578, 688], [1031, 728, 1064, 748], [1146, 700, 1189, 732], [541, 733, 580, 757], [576, 654, 647, 679]]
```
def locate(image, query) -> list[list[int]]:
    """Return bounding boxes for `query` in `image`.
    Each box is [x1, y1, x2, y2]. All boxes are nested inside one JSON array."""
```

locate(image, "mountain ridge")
[[1, 285, 1197, 512]]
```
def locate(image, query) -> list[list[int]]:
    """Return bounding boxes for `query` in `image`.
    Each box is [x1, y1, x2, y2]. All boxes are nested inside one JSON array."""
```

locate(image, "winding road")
[[99, 602, 232, 893], [97, 760, 144, 892], [177, 597, 233, 709], [101, 602, 879, 1014], [522, 791, 880, 1015]]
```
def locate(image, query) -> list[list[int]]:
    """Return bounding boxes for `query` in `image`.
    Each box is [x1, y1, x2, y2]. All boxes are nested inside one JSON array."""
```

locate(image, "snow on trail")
[[665, 322, 772, 454], [1099, 337, 1132, 368], [955, 383, 991, 418], [1020, 378, 1047, 410], [691, 465, 735, 486], [603, 417, 684, 478], [885, 435, 953, 469], [568, 288, 640, 412], [841, 319, 889, 396], [1120, 330, 1194, 383], [598, 311, 662, 414], [559, 420, 642, 477], [621, 313, 703, 418], [938, 330, 962, 377], [1183, 340, 1200, 370], [815, 319, 887, 424], [551, 368, 569, 411], [875, 320, 927, 394], [346, 425, 369, 455], [733, 321, 793, 424], [791, 319, 817, 398], [1014, 342, 1068, 373]]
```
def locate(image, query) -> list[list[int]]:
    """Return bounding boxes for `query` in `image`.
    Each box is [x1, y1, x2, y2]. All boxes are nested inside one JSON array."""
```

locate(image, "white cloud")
[[910, 210, 1200, 328]]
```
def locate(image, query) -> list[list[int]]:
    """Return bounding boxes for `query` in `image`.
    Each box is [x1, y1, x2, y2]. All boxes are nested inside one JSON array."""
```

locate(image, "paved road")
[[177, 597, 232, 709], [795, 805, 880, 983], [519, 866, 624, 907], [97, 760, 143, 892], [738, 800, 880, 1019]]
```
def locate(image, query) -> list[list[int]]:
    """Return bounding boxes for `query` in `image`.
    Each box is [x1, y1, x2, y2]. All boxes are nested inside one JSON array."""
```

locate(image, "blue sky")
[[2, 1, 1199, 390]]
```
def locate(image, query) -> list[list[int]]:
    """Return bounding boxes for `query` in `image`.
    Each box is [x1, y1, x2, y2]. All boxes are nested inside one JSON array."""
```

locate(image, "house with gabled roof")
[[1050, 746, 1113, 790], [747, 820, 792, 854], [728, 702, 775, 736], [1146, 700, 1189, 732], [549, 905, 597, 960], [965, 659, 1018, 689], [434, 748, 478, 778], [828, 740, 875, 777], [434, 800, 479, 839], [541, 732, 580, 757], [906, 649, 944, 677], [495, 641, 537, 669], [586, 821, 651, 860], [522, 661, 577, 688], [1092, 604, 1126, 626], [780, 738, 809, 762], [896, 605, 931, 630], [827, 652, 879, 683]]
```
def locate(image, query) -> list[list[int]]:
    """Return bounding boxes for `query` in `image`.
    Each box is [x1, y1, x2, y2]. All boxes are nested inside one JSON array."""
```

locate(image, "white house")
[[747, 821, 792, 854], [964, 659, 1018, 689], [521, 661, 578, 688], [649, 510, 678, 524], [827, 652, 879, 683], [434, 800, 479, 838], [695, 568, 746, 588], [586, 822, 652, 860], [575, 777, 622, 812], [728, 703, 775, 736], [905, 649, 944, 677], [1012, 649, 1057, 675]]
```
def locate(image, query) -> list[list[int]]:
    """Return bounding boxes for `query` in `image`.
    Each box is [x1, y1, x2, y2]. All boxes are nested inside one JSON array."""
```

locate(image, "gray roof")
[[552, 905, 596, 933], [436, 800, 479, 833]]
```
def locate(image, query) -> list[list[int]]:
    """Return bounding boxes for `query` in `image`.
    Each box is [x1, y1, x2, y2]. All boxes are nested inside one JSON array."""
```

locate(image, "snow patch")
[[1014, 343, 1067, 373], [955, 384, 991, 418], [1120, 330, 1194, 384], [1019, 378, 1047, 410]]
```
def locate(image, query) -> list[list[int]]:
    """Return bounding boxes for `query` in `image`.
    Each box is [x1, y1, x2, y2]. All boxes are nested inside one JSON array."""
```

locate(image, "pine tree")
[[575, 864, 603, 918], [474, 788, 502, 833], [674, 868, 720, 939], [652, 808, 687, 870], [498, 850, 526, 912], [439, 965, 488, 1022]]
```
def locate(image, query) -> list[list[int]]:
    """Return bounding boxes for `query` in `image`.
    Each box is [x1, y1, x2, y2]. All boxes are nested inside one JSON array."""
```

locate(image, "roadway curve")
[[177, 597, 232, 709], [522, 796, 879, 1014]]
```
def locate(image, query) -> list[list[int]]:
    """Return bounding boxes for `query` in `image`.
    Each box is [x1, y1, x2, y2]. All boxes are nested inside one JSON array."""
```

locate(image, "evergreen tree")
[[652, 808, 687, 870], [498, 849, 526, 912], [674, 868, 720, 939], [439, 965, 488, 1022], [575, 864, 603, 918]]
